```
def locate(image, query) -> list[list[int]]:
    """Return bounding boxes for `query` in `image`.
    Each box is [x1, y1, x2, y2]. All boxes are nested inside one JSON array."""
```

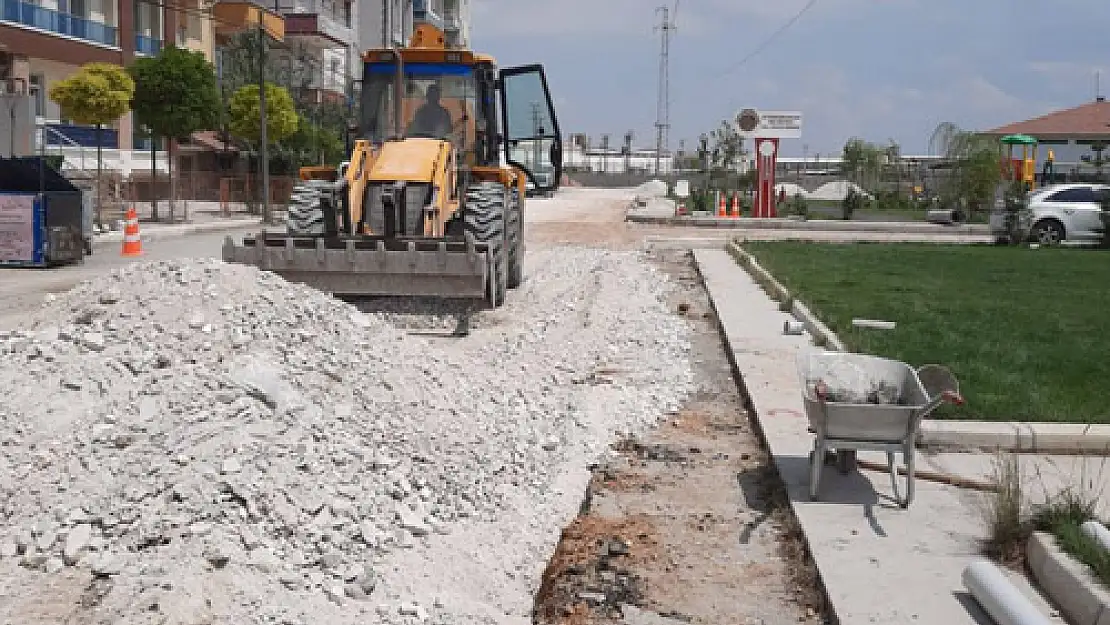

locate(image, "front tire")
[[464, 181, 509, 307], [286, 182, 332, 236], [1032, 219, 1065, 245]]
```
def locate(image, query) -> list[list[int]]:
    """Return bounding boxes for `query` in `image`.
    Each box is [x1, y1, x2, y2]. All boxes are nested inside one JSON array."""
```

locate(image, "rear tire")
[[464, 181, 509, 307], [507, 187, 523, 289]]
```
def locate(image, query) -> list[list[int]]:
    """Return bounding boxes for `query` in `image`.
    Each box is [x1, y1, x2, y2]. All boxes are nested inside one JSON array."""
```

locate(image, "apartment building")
[[267, 0, 356, 104], [1, 0, 215, 158], [359, 0, 471, 52]]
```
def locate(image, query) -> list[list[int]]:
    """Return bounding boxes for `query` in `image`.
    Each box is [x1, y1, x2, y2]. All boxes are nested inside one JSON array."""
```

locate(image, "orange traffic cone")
[[121, 206, 142, 256], [731, 192, 741, 217], [717, 193, 727, 217]]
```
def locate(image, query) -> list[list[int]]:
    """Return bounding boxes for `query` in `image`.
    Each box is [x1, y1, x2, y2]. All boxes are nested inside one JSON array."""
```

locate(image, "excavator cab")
[[355, 38, 562, 194], [224, 24, 562, 309]]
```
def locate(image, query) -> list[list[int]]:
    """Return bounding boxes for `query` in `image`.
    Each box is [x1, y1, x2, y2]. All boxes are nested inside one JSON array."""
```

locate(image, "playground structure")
[[1001, 133, 1044, 190]]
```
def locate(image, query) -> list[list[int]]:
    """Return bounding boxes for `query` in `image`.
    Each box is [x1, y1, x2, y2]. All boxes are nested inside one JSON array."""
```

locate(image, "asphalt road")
[[0, 226, 259, 330]]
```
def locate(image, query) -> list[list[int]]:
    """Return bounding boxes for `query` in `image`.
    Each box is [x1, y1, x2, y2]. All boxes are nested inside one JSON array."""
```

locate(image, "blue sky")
[[471, 0, 1110, 157]]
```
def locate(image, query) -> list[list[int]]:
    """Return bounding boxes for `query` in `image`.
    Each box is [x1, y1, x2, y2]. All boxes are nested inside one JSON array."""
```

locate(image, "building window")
[[342, 0, 351, 26], [29, 74, 45, 118]]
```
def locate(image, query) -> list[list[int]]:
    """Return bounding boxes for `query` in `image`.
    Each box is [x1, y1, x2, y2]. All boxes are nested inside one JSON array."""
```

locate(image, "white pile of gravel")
[[0, 250, 693, 625], [634, 179, 668, 200]]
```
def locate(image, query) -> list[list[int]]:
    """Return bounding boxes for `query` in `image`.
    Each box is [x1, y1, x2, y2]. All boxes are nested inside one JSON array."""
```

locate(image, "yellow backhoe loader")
[[222, 24, 562, 308]]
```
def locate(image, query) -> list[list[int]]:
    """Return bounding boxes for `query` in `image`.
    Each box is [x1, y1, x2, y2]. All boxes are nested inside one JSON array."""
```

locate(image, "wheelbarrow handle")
[[921, 389, 964, 418], [814, 381, 829, 402]]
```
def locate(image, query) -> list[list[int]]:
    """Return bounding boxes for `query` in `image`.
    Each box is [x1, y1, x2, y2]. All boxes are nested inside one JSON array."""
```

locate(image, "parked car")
[[990, 183, 1109, 245]]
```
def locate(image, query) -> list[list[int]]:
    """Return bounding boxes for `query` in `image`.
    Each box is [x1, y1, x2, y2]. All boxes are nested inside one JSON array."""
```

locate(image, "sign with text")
[[735, 109, 803, 139], [0, 194, 36, 263]]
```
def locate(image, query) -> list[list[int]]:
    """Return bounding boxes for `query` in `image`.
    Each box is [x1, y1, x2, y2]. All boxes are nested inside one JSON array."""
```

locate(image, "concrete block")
[[917, 421, 1026, 450], [917, 421, 1110, 453], [1026, 532, 1110, 625], [1022, 423, 1110, 454]]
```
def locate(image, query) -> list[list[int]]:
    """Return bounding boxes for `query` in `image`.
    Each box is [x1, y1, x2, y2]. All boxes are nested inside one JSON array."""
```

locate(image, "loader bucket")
[[222, 231, 492, 302]]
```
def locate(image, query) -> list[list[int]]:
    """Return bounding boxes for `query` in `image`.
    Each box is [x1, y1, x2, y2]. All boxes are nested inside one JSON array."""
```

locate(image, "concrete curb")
[[726, 241, 845, 351], [1026, 531, 1110, 625], [917, 421, 1110, 454], [92, 218, 262, 249], [627, 212, 990, 234], [723, 239, 1110, 454]]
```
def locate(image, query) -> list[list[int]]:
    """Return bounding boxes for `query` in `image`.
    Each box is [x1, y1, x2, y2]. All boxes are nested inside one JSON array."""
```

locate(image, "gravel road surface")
[[0, 189, 822, 625]]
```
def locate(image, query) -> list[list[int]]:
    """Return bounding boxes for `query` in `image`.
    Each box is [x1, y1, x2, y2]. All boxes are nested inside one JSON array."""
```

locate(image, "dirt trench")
[[530, 249, 825, 625]]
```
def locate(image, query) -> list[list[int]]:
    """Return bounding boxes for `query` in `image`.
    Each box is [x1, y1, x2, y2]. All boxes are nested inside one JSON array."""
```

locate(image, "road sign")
[[674, 179, 690, 198], [735, 109, 803, 139]]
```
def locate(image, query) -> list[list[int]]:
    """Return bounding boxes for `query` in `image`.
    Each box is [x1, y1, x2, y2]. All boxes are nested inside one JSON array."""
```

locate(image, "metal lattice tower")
[[653, 3, 677, 176]]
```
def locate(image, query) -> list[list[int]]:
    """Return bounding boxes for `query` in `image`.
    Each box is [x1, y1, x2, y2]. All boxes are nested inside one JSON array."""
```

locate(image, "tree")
[[217, 31, 354, 166], [228, 82, 298, 145], [228, 82, 298, 205], [49, 62, 134, 225], [708, 119, 744, 185], [130, 46, 221, 222], [929, 122, 1003, 213], [840, 137, 885, 192], [280, 115, 344, 167]]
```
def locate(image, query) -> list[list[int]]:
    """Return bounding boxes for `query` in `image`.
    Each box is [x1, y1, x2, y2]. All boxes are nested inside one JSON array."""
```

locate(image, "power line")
[[713, 0, 816, 79]]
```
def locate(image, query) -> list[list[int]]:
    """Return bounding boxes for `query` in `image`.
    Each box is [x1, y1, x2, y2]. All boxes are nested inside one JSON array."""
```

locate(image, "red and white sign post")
[[736, 109, 802, 219], [754, 138, 779, 218]]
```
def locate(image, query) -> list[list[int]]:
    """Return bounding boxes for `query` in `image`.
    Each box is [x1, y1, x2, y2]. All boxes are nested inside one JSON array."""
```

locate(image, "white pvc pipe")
[[852, 319, 896, 330], [962, 559, 1052, 625], [1080, 520, 1110, 553]]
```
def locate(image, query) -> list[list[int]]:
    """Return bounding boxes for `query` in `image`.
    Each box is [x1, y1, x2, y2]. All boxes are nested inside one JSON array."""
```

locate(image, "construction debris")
[[0, 251, 694, 625]]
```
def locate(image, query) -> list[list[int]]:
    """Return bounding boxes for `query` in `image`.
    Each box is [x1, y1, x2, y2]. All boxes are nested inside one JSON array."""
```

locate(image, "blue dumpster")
[[0, 157, 85, 268]]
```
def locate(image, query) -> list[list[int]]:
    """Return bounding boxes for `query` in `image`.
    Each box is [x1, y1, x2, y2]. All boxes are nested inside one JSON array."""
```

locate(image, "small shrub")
[[1001, 181, 1030, 245], [788, 193, 809, 219], [983, 453, 1029, 564], [983, 452, 1108, 580], [873, 189, 914, 211], [841, 188, 866, 220]]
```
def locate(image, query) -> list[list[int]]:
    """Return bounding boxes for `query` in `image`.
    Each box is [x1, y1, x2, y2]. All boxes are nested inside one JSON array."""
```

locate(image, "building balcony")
[[45, 122, 120, 149], [135, 33, 162, 55], [412, 0, 442, 29], [1, 0, 118, 46], [281, 0, 352, 47]]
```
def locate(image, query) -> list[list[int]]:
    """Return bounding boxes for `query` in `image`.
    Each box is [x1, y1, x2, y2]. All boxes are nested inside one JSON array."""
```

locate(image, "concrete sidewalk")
[[92, 217, 262, 249], [691, 248, 1064, 625]]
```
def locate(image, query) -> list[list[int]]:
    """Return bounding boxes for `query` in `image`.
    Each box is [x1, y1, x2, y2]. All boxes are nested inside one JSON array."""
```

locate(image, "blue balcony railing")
[[135, 33, 161, 55], [46, 123, 119, 149], [1, 0, 118, 46]]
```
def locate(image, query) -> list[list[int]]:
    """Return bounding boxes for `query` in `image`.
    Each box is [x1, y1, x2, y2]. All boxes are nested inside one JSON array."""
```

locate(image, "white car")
[[1013, 183, 1108, 245]]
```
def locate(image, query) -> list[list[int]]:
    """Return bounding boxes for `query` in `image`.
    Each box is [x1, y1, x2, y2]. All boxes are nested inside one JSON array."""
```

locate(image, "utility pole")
[[623, 130, 634, 173], [258, 23, 271, 224], [531, 101, 543, 172], [653, 2, 676, 176]]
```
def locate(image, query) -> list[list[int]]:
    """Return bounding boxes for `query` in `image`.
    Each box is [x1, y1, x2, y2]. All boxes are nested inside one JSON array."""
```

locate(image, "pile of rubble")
[[0, 252, 693, 625]]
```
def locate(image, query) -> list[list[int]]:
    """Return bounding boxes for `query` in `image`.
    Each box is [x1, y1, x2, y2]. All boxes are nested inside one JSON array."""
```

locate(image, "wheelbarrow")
[[797, 352, 963, 508]]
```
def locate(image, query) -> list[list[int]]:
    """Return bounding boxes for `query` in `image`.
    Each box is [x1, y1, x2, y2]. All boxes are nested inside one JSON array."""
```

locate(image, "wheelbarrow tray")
[[798, 352, 931, 442]]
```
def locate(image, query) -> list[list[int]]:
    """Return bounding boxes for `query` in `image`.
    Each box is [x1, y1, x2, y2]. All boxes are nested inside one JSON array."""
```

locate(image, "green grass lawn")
[[743, 242, 1110, 423]]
